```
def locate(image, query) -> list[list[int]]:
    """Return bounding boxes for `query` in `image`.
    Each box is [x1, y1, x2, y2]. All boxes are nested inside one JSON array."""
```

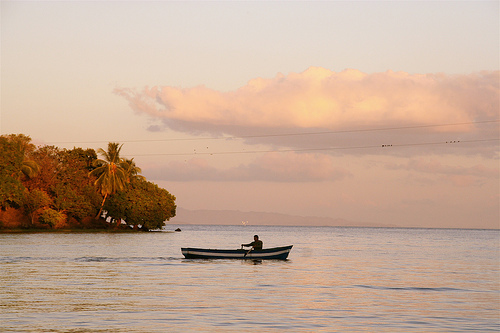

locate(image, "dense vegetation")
[[0, 134, 176, 231]]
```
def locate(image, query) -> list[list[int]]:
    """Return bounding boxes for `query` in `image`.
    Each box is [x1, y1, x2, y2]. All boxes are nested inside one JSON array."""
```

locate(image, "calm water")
[[1, 225, 499, 332]]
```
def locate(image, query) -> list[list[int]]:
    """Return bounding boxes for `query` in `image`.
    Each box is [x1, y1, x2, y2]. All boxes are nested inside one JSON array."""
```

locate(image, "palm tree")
[[6, 134, 40, 180], [89, 142, 127, 219], [120, 158, 146, 183]]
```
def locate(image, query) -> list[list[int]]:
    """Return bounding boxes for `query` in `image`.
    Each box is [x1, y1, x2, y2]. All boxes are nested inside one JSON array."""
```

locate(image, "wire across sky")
[[47, 119, 499, 145]]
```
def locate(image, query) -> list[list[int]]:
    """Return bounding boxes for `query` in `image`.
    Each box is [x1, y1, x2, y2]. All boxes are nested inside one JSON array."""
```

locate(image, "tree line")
[[0, 134, 176, 231]]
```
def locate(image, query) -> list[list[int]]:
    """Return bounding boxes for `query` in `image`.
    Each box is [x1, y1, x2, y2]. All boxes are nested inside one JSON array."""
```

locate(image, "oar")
[[244, 248, 252, 258]]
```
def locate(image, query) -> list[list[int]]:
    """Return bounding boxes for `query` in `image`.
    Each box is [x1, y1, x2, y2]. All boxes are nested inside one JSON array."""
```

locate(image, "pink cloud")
[[116, 67, 498, 129], [115, 68, 499, 157]]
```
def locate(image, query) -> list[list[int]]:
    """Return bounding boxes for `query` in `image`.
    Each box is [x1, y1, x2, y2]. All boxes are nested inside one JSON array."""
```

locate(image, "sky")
[[1, 1, 499, 229]]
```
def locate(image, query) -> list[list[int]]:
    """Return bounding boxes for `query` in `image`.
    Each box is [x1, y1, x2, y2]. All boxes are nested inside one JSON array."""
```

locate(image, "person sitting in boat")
[[242, 235, 263, 251]]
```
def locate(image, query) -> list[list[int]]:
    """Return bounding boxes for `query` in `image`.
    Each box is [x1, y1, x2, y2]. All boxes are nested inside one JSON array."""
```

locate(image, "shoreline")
[[0, 228, 149, 233]]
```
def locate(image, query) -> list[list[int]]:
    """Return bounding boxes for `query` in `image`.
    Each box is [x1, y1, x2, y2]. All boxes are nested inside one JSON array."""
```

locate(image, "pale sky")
[[1, 1, 499, 228]]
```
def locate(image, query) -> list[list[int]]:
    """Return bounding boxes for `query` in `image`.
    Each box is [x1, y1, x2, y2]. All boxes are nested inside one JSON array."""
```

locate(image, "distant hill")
[[170, 208, 392, 227]]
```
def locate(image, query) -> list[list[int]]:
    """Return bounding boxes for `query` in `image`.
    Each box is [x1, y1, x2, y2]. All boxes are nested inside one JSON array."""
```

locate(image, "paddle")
[[241, 244, 252, 257]]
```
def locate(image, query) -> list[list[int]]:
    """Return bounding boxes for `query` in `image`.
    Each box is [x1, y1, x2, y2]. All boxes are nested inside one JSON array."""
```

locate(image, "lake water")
[[1, 225, 499, 332]]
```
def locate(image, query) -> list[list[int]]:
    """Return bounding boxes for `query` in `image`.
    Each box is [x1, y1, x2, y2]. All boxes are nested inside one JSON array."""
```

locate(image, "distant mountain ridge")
[[171, 208, 392, 227]]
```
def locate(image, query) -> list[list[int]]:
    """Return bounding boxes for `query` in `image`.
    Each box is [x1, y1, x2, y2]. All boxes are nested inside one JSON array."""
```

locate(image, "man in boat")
[[242, 235, 263, 250]]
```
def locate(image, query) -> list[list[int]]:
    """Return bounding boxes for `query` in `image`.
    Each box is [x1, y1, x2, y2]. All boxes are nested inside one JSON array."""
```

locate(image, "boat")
[[181, 245, 293, 260]]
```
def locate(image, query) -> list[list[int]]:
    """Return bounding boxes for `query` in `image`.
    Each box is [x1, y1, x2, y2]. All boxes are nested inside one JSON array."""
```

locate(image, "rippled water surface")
[[1, 226, 499, 332]]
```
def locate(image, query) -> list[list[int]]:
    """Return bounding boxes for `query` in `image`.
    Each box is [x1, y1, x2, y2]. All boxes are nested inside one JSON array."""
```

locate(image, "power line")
[[236, 119, 500, 139], [123, 138, 499, 157], [46, 119, 499, 145]]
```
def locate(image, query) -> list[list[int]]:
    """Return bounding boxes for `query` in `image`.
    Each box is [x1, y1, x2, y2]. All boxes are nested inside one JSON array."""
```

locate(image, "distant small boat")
[[181, 245, 293, 260]]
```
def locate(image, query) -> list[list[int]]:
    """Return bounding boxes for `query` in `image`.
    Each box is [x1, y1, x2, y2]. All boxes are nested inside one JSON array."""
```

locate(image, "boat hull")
[[181, 245, 293, 260]]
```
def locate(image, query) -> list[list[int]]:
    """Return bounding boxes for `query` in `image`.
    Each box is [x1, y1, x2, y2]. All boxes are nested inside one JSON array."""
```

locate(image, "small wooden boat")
[[181, 245, 293, 260]]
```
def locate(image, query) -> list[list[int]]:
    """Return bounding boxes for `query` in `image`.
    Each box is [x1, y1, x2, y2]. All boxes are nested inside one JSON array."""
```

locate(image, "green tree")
[[0, 176, 25, 210], [23, 189, 52, 225], [121, 158, 146, 182], [23, 146, 100, 225], [66, 147, 98, 171], [5, 134, 39, 181], [89, 143, 128, 219], [1, 135, 177, 231], [105, 179, 176, 230], [0, 136, 23, 209], [0, 134, 37, 210], [52, 148, 100, 221], [24, 145, 61, 192], [38, 207, 65, 228]]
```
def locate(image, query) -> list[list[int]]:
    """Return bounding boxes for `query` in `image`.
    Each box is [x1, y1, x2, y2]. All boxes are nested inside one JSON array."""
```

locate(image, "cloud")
[[115, 67, 499, 156], [143, 152, 351, 182], [116, 67, 498, 127]]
